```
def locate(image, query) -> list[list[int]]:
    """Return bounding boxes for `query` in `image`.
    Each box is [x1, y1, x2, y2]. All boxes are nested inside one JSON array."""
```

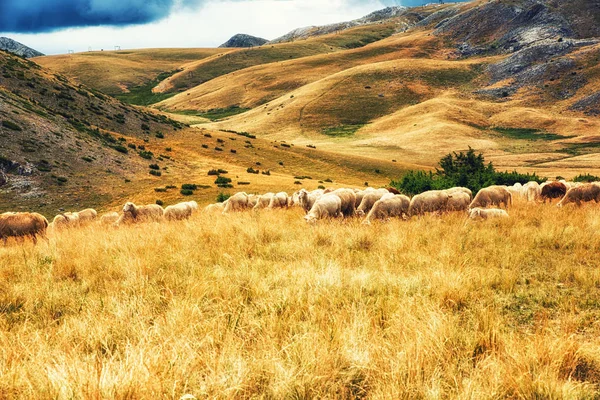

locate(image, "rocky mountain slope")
[[0, 50, 185, 215], [219, 34, 268, 48], [0, 37, 44, 58]]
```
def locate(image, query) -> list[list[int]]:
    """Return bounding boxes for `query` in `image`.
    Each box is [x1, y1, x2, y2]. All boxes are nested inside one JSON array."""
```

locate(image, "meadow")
[[1, 202, 600, 399]]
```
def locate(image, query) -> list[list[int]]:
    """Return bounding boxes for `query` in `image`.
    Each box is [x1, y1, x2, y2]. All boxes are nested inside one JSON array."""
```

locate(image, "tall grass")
[[1, 204, 600, 398]]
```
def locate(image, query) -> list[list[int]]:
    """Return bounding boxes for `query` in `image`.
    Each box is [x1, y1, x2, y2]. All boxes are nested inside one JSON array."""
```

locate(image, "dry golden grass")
[[2, 202, 600, 398]]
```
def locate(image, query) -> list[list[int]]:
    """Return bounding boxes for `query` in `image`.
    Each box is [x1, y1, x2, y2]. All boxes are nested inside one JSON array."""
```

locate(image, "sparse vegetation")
[[2, 120, 22, 131]]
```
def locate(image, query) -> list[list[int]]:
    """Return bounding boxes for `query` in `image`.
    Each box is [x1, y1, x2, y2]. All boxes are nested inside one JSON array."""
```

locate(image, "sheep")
[[183, 201, 199, 211], [164, 203, 193, 221], [468, 208, 509, 220], [203, 202, 226, 213], [254, 193, 274, 210], [356, 191, 393, 216], [332, 188, 357, 217], [363, 195, 410, 224], [304, 194, 343, 223], [52, 212, 80, 229], [446, 192, 471, 212], [77, 208, 98, 225], [268, 192, 289, 209], [223, 192, 250, 214], [469, 186, 512, 209], [408, 190, 450, 217], [298, 189, 322, 214], [117, 202, 164, 224], [0, 212, 48, 245], [100, 212, 120, 225]]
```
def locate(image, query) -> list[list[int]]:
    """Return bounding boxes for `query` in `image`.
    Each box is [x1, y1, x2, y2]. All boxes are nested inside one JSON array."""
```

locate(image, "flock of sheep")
[[1, 178, 599, 246]]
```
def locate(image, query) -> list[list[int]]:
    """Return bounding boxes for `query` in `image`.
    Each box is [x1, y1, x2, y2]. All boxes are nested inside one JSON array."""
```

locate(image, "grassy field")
[[2, 202, 600, 398]]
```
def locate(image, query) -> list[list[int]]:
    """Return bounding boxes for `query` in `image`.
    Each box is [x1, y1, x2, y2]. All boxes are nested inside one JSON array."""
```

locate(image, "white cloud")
[[2, 0, 386, 55]]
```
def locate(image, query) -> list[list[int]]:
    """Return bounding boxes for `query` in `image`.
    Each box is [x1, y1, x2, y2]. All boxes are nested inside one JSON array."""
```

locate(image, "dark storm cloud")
[[0, 0, 199, 33]]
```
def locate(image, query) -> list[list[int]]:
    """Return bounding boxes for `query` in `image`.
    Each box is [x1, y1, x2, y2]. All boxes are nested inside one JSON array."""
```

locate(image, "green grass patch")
[[115, 70, 180, 106], [492, 127, 569, 141], [174, 106, 251, 121], [321, 124, 365, 137]]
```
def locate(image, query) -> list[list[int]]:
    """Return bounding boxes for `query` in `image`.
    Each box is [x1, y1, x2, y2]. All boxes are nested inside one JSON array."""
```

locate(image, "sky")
[[0, 0, 462, 55]]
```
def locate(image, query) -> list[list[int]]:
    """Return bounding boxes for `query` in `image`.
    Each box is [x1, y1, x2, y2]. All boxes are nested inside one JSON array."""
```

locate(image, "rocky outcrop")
[[270, 6, 408, 44], [219, 34, 268, 48], [0, 37, 43, 58]]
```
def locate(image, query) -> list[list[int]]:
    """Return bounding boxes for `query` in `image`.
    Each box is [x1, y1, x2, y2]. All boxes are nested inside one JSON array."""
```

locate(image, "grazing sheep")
[[204, 202, 226, 213], [268, 192, 289, 209], [298, 189, 322, 214], [557, 183, 600, 207], [468, 208, 509, 220], [254, 193, 274, 210], [0, 212, 48, 245], [164, 203, 193, 221], [247, 195, 259, 208], [364, 195, 410, 224], [183, 201, 199, 211], [445, 187, 472, 200], [523, 181, 541, 202], [223, 192, 250, 214], [77, 208, 98, 225], [408, 190, 450, 217], [540, 181, 568, 203], [332, 188, 357, 217], [356, 191, 392, 216], [118, 202, 164, 224], [469, 186, 512, 209], [52, 212, 80, 229], [100, 212, 119, 225], [446, 192, 471, 212], [304, 194, 343, 223]]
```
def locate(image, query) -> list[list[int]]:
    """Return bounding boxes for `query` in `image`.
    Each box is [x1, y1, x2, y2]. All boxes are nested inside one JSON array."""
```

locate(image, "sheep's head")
[[123, 202, 136, 214], [304, 214, 317, 224]]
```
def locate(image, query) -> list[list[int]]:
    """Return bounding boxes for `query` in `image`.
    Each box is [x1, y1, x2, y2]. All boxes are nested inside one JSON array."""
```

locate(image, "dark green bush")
[[2, 120, 22, 131], [247, 167, 259, 174], [182, 184, 198, 190], [149, 170, 162, 177], [180, 189, 194, 196], [138, 151, 153, 159], [573, 174, 600, 183], [155, 132, 164, 139], [216, 192, 230, 202], [390, 148, 546, 196], [214, 176, 232, 185], [156, 199, 164, 206], [112, 145, 128, 154]]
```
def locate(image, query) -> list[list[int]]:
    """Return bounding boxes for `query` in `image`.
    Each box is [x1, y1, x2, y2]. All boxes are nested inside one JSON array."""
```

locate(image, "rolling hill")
[[15, 0, 600, 214]]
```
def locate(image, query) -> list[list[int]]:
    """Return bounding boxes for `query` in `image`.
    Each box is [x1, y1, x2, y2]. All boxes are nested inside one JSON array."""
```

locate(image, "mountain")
[[270, 6, 409, 44], [219, 34, 268, 48], [0, 37, 44, 58], [0, 50, 185, 215]]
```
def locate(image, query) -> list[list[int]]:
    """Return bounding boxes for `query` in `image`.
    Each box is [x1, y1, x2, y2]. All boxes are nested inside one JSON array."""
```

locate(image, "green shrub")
[[573, 174, 600, 183], [207, 169, 220, 176], [155, 132, 164, 139], [128, 143, 137, 150], [318, 185, 325, 189], [216, 193, 230, 202], [215, 147, 223, 152], [141, 123, 150, 131], [166, 185, 177, 189], [262, 170, 271, 176], [57, 176, 68, 183], [247, 167, 259, 174], [82, 156, 93, 162], [201, 144, 209, 149], [149, 164, 160, 170], [154, 188, 167, 192], [138, 151, 153, 159], [149, 170, 162, 177], [294, 181, 302, 185], [156, 199, 164, 206], [180, 189, 194, 196], [182, 184, 198, 190], [214, 176, 232, 185], [112, 145, 128, 154], [2, 120, 22, 131], [390, 148, 546, 196], [238, 181, 251, 185]]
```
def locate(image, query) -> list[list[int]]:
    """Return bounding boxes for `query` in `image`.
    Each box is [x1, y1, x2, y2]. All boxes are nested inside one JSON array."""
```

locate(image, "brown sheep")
[[469, 186, 512, 209], [0, 212, 48, 245], [557, 183, 600, 207], [540, 181, 568, 203]]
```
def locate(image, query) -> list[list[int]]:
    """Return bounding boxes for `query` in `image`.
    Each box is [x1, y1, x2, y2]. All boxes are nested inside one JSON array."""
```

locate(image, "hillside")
[[0, 37, 43, 58], [219, 34, 268, 48], [0, 50, 187, 215], [33, 0, 600, 186]]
